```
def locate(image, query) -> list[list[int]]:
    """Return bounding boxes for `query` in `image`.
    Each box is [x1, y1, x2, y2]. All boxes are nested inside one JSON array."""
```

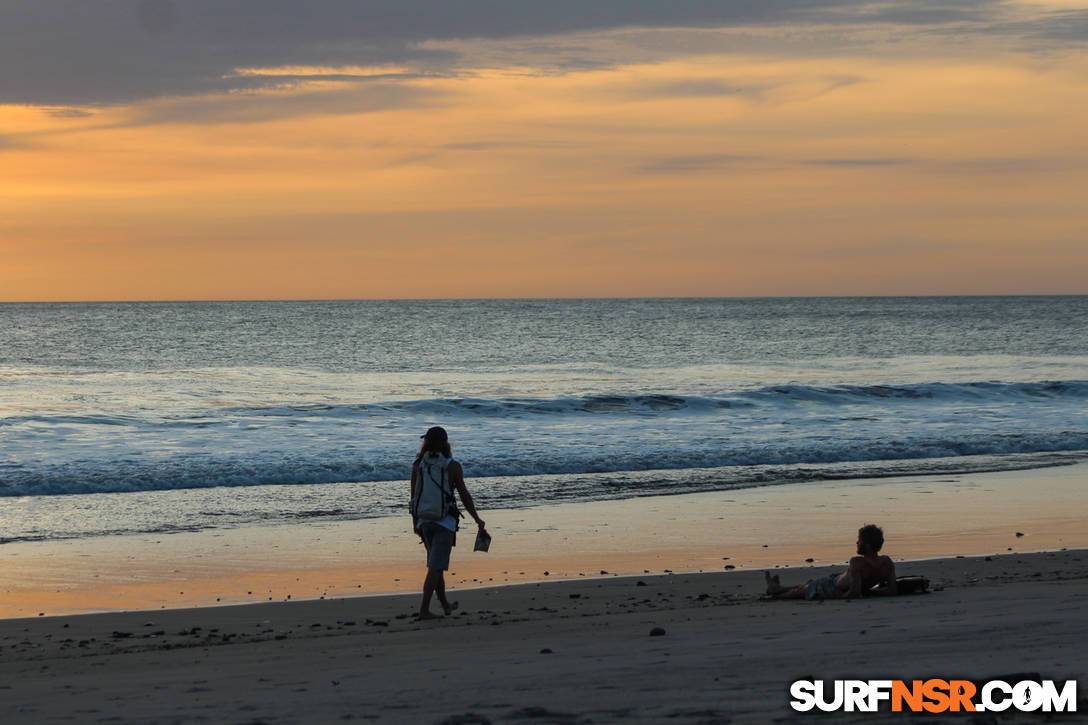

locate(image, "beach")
[[2, 463, 1086, 722], [5, 0, 1088, 715], [3, 461, 1086, 618], [2, 551, 1085, 723]]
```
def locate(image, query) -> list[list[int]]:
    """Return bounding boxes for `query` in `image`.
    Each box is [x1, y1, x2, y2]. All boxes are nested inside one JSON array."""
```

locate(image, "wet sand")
[[2, 462, 1086, 618], [1, 550, 1086, 723]]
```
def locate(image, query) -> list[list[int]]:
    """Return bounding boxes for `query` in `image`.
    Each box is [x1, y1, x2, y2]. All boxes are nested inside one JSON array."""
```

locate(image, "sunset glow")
[[2, 1, 1085, 300]]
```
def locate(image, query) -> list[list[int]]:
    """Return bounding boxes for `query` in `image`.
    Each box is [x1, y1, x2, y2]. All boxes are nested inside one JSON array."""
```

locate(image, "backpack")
[[411, 453, 454, 521]]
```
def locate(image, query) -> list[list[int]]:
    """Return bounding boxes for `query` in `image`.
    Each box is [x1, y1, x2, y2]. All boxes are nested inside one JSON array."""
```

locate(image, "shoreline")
[[2, 461, 1086, 619], [2, 550, 1085, 723]]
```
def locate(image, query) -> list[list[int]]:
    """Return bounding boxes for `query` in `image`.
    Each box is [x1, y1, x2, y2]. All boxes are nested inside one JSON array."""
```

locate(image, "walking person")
[[410, 426, 486, 619]]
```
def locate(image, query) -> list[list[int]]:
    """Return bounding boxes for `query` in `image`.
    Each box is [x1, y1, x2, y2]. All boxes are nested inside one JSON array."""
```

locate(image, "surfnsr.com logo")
[[790, 679, 1077, 713]]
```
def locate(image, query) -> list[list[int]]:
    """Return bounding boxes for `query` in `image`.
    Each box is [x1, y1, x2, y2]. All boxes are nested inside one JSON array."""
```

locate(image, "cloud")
[[971, 8, 1088, 45], [626, 79, 768, 100], [637, 154, 915, 174], [832, 0, 1002, 24], [638, 154, 761, 174], [0, 134, 28, 150], [637, 154, 1079, 176], [802, 237, 981, 260], [0, 0, 1033, 108], [932, 157, 1079, 174], [125, 80, 447, 127], [442, 141, 574, 152], [43, 107, 96, 119], [801, 158, 909, 166], [1032, 9, 1088, 42]]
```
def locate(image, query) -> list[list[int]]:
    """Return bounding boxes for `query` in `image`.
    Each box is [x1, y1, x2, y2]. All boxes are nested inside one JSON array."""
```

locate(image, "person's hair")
[[414, 437, 452, 464], [858, 524, 884, 553]]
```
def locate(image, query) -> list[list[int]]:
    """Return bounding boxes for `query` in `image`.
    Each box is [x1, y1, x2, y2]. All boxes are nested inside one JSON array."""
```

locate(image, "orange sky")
[[1, 1, 1086, 300]]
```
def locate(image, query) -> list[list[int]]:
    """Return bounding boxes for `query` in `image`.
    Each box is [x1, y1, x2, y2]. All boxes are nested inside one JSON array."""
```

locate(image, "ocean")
[[1, 297, 1086, 544]]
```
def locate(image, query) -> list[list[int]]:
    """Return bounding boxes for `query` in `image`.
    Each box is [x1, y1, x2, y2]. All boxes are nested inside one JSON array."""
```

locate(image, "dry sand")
[[1, 551, 1086, 723]]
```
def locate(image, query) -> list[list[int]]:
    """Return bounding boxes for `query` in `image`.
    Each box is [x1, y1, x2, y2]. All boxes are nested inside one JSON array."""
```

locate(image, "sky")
[[2, 0, 1086, 300]]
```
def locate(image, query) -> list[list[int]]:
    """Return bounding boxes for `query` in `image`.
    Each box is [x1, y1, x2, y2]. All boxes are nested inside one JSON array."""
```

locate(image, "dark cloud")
[[0, 0, 1026, 107], [137, 0, 179, 35], [1032, 9, 1088, 43], [962, 9, 1088, 46], [832, 0, 1001, 24]]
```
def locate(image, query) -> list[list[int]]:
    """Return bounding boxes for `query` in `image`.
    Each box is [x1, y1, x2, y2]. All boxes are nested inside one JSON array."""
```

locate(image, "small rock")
[[636, 581, 647, 587], [649, 627, 666, 637], [1015, 532, 1025, 537], [569, 594, 580, 599], [724, 565, 735, 570], [539, 648, 552, 654], [805, 558, 814, 563]]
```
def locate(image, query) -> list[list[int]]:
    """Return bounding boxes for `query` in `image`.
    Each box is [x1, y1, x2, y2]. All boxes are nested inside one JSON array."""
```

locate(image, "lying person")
[[765, 524, 898, 600]]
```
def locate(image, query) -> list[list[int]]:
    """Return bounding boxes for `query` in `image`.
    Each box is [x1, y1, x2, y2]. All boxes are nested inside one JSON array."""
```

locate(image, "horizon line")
[[1, 293, 1086, 304]]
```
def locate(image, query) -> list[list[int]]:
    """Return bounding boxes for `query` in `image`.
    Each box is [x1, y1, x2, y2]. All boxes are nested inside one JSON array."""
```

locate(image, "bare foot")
[[417, 610, 441, 620], [443, 601, 459, 616]]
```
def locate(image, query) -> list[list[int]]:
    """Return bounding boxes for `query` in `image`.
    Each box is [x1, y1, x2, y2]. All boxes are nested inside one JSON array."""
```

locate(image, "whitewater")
[[1, 297, 1085, 542]]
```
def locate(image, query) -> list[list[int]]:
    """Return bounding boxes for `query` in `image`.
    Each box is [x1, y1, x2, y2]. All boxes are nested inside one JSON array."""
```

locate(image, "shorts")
[[419, 521, 454, 571], [805, 573, 840, 600]]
